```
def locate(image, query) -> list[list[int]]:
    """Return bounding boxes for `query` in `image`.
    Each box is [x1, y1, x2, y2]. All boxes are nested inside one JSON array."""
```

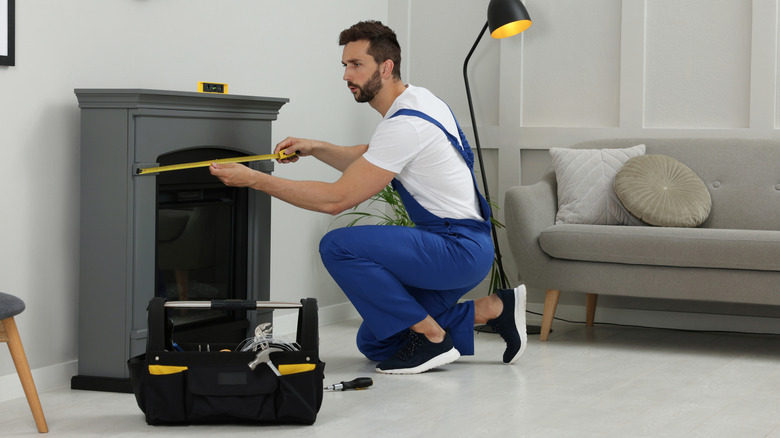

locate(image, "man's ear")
[[381, 60, 394, 78]]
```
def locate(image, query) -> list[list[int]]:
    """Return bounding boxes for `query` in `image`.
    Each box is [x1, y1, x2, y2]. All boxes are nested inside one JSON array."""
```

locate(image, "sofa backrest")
[[569, 138, 780, 231]]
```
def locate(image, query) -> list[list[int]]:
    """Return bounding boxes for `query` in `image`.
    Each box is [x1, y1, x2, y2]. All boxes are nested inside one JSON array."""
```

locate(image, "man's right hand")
[[274, 137, 317, 164], [274, 137, 368, 172]]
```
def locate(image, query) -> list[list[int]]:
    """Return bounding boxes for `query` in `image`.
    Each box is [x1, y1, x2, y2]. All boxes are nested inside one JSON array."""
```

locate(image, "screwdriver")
[[324, 377, 374, 391]]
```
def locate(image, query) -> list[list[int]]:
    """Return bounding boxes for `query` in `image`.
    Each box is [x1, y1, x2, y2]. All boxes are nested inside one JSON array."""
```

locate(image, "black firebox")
[[156, 148, 251, 344]]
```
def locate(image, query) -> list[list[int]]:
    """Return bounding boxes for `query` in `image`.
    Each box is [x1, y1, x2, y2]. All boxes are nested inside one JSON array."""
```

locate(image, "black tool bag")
[[128, 298, 325, 425]]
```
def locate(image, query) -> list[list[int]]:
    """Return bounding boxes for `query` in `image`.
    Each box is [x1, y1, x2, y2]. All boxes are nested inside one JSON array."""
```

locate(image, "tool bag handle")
[[147, 297, 169, 353], [296, 298, 318, 352], [146, 298, 318, 353]]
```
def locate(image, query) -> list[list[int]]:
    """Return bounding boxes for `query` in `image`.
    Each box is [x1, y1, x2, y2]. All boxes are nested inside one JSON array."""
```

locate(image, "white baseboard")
[[528, 302, 780, 335], [0, 360, 77, 403], [271, 300, 360, 337]]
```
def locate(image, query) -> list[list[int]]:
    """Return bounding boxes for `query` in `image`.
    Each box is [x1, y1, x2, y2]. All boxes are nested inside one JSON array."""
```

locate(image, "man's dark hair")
[[339, 20, 402, 80]]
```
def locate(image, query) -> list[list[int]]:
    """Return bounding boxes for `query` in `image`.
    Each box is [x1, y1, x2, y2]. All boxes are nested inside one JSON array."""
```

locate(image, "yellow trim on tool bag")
[[149, 365, 188, 375], [277, 363, 316, 375]]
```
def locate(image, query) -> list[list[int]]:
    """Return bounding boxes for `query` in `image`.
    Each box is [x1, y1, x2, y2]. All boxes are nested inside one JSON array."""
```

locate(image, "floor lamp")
[[464, 0, 537, 333]]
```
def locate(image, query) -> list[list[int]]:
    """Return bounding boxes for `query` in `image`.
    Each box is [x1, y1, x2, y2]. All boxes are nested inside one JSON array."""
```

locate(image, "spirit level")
[[198, 82, 228, 94]]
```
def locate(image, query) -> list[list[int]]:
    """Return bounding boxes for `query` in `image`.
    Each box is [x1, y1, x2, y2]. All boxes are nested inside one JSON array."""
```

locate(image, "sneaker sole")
[[376, 347, 461, 375], [506, 285, 528, 365]]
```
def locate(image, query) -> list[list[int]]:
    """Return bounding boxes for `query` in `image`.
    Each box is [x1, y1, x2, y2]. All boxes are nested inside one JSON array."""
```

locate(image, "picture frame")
[[1, 0, 15, 66]]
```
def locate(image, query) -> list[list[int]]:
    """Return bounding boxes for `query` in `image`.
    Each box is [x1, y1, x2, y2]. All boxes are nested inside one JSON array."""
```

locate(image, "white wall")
[[0, 0, 389, 400]]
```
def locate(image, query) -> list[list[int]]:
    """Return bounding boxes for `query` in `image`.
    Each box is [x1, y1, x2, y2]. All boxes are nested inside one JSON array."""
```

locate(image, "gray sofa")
[[504, 138, 780, 340]]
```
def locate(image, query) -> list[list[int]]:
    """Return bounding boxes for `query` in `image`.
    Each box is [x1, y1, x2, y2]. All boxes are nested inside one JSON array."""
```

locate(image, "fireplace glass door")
[[156, 148, 249, 341]]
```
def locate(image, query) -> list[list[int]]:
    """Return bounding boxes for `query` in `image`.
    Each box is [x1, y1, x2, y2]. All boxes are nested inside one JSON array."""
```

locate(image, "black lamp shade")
[[488, 0, 532, 39]]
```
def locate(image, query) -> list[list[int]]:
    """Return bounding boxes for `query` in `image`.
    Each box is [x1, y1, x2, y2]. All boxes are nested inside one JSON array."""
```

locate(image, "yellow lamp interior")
[[491, 20, 532, 39]]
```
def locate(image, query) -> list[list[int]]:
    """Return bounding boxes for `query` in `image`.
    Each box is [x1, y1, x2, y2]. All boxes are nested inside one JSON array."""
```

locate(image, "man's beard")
[[350, 69, 382, 103]]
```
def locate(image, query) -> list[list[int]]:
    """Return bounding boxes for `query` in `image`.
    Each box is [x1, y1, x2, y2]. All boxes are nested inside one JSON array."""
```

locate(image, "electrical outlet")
[[198, 82, 228, 94]]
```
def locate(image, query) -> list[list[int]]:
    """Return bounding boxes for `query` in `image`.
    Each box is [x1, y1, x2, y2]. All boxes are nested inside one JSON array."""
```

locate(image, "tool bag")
[[128, 298, 325, 425]]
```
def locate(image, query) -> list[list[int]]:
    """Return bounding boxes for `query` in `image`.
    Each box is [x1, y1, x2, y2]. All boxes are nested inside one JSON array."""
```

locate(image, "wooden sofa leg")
[[541, 289, 560, 341], [586, 293, 598, 327]]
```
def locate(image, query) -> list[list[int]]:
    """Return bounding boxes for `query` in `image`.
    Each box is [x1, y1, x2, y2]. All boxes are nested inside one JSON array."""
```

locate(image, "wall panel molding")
[[491, 0, 780, 151], [519, 0, 623, 128], [643, 0, 752, 128]]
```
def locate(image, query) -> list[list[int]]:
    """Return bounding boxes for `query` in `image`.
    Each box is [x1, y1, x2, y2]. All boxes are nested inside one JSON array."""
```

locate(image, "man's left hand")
[[209, 162, 257, 188]]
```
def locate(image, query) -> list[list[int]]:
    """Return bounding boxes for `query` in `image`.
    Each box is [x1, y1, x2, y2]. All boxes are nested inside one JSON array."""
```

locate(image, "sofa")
[[503, 138, 780, 340]]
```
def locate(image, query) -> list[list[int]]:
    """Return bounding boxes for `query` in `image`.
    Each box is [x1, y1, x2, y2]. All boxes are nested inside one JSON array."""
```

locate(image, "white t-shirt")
[[363, 85, 482, 221]]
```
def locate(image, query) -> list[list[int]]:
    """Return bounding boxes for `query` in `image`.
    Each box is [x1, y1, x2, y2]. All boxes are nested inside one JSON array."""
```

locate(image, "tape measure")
[[136, 150, 297, 175]]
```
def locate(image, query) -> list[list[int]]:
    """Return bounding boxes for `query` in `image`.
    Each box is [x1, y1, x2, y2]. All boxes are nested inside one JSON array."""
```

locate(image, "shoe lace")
[[395, 331, 424, 361], [489, 318, 518, 346]]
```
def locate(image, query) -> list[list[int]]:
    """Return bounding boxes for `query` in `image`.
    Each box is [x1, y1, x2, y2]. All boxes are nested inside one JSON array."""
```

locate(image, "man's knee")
[[357, 323, 405, 362], [318, 228, 348, 263]]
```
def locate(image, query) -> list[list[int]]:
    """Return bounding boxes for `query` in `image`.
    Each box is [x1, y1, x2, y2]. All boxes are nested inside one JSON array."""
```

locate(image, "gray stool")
[[0, 292, 48, 433]]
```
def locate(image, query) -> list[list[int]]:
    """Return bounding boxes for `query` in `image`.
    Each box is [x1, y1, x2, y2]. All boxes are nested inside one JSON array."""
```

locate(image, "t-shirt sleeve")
[[362, 117, 421, 173]]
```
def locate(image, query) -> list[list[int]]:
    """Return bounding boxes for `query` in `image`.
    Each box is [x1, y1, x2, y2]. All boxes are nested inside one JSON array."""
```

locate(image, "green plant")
[[336, 185, 508, 295], [336, 185, 413, 227]]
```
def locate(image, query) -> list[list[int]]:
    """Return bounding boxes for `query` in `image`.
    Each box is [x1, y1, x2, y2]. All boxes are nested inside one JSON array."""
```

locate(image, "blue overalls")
[[319, 109, 494, 361]]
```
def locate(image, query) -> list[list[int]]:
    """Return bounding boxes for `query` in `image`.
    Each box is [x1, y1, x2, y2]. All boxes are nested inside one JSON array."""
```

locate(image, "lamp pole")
[[464, 6, 541, 334], [463, 21, 509, 290]]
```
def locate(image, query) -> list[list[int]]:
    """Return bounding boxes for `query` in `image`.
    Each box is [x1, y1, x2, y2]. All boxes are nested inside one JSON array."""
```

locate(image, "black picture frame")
[[1, 0, 14, 66]]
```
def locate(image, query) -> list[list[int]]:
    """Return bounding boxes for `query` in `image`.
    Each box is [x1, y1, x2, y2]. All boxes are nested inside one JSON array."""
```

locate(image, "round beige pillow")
[[614, 154, 711, 227]]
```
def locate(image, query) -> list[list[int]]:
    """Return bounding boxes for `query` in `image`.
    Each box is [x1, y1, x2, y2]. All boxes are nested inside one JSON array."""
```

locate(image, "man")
[[210, 20, 526, 374]]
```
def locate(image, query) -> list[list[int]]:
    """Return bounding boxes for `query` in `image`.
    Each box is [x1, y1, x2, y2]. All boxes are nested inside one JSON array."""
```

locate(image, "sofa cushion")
[[539, 224, 780, 272], [550, 144, 645, 226], [615, 154, 711, 227], [569, 138, 780, 231]]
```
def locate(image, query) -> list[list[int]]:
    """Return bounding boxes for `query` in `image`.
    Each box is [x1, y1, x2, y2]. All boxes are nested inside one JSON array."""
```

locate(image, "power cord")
[[525, 309, 780, 337]]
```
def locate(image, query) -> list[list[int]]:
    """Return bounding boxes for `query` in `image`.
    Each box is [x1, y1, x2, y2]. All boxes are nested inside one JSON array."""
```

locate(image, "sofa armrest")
[[504, 171, 558, 285]]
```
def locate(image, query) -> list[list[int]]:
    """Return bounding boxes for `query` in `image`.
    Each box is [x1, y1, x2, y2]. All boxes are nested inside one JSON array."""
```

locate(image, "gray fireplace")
[[72, 89, 287, 392]]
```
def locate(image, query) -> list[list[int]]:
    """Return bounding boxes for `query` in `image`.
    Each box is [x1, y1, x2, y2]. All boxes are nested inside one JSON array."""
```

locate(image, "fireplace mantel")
[[73, 89, 288, 392], [75, 88, 289, 113]]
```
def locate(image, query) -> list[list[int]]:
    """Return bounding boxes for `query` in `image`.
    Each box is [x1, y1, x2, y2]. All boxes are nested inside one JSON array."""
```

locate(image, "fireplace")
[[73, 89, 287, 392]]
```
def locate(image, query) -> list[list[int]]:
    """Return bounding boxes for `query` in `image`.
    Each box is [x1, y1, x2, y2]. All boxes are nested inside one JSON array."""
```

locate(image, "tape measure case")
[[128, 297, 325, 425]]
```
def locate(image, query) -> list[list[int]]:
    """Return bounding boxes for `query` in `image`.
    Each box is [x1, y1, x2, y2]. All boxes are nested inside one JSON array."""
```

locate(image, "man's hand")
[[209, 162, 258, 188], [275, 137, 368, 172], [274, 137, 318, 164]]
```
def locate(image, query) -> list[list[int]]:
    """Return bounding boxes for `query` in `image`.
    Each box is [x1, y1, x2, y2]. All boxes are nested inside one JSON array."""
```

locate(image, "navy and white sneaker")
[[486, 285, 527, 364], [376, 331, 460, 374]]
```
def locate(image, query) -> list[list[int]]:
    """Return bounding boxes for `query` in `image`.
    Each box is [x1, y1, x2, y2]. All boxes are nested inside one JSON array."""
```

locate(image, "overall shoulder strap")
[[389, 108, 491, 222], [389, 108, 474, 170]]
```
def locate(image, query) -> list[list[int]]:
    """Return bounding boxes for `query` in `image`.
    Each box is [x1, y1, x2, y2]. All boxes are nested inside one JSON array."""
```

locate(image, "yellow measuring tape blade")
[[136, 150, 297, 175]]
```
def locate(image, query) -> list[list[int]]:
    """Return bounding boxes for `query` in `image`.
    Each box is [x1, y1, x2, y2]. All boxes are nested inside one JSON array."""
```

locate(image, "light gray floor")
[[3, 317, 780, 437]]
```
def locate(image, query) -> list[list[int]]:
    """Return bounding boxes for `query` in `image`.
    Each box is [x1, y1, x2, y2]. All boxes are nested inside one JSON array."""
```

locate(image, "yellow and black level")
[[198, 81, 228, 94]]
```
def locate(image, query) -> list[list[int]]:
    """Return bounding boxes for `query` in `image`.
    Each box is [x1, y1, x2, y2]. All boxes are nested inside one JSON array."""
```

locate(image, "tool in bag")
[[128, 298, 325, 425]]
